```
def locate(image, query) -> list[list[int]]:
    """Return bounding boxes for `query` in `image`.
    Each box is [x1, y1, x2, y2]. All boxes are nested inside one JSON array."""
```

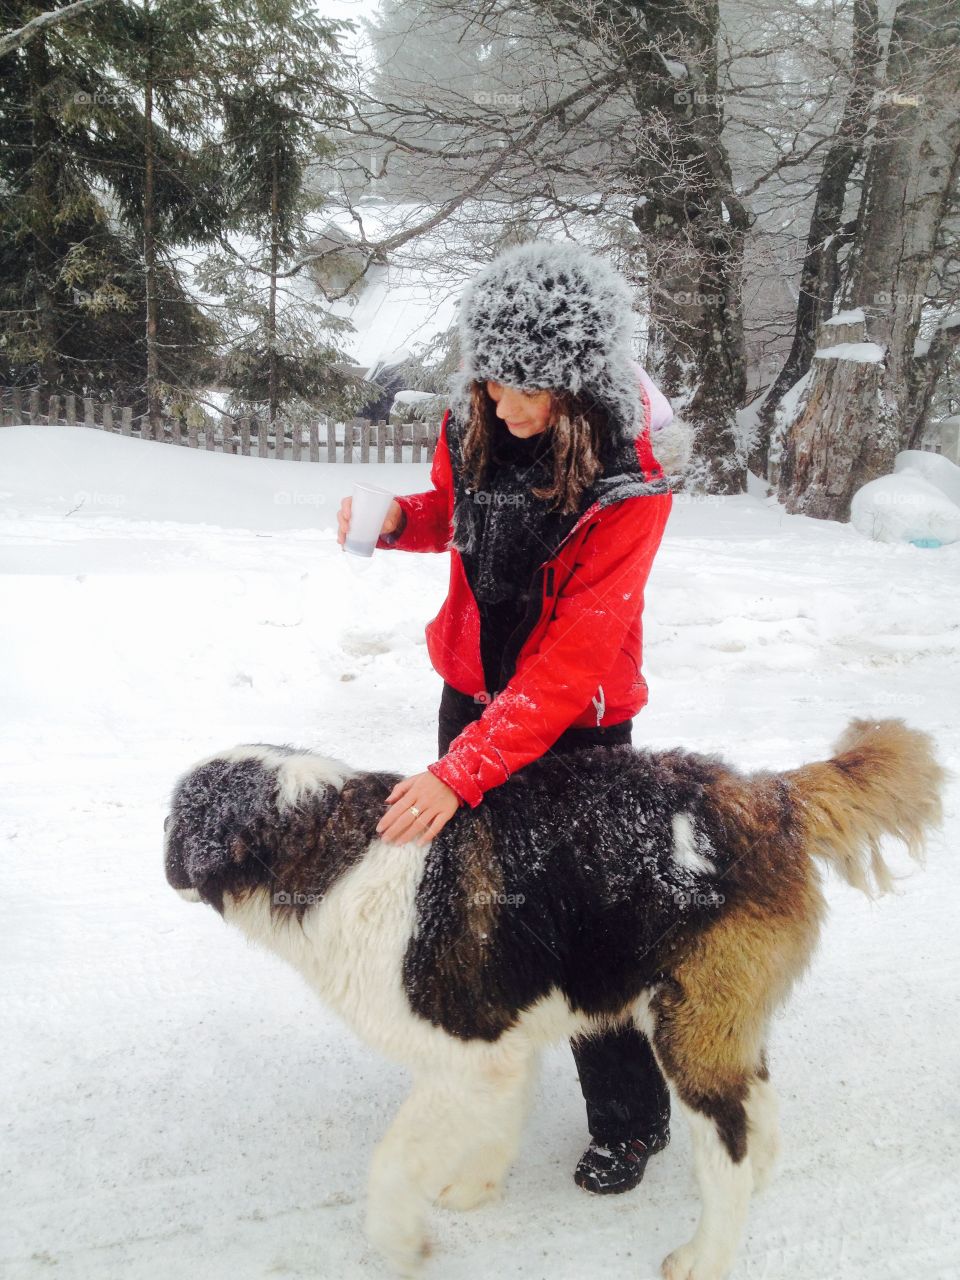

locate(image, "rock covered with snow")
[[851, 450, 960, 545], [893, 449, 960, 507]]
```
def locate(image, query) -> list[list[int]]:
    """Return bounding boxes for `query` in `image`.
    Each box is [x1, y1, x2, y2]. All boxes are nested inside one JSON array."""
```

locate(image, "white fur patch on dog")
[[671, 811, 717, 876], [275, 753, 357, 810], [179, 743, 357, 811]]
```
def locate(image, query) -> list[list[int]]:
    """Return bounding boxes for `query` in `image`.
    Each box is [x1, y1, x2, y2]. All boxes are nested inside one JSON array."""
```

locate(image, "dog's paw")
[[367, 1214, 431, 1277], [661, 1241, 732, 1280], [436, 1176, 502, 1211]]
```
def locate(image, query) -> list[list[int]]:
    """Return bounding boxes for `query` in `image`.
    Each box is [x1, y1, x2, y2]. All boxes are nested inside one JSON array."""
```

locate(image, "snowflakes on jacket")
[[376, 367, 674, 808]]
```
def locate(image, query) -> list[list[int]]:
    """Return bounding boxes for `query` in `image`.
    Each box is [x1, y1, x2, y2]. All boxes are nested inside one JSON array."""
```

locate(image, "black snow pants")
[[437, 680, 671, 1146]]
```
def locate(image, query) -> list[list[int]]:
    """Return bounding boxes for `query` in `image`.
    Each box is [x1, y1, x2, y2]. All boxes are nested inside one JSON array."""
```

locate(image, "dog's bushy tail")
[[787, 718, 949, 898]]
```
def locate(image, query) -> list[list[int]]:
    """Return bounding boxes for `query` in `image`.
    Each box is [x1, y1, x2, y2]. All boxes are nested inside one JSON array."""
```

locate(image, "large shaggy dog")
[[164, 718, 946, 1279]]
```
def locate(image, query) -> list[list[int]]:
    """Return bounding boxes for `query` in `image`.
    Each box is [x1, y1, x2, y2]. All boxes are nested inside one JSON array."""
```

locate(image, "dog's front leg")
[[366, 1081, 436, 1276], [368, 1074, 486, 1275], [366, 1058, 533, 1275]]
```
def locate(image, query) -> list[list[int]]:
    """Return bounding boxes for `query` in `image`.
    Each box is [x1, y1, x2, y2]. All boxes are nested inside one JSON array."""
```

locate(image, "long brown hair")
[[460, 380, 609, 515]]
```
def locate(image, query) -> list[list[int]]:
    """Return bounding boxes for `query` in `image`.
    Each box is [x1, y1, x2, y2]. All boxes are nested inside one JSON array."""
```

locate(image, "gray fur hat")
[[448, 240, 645, 440]]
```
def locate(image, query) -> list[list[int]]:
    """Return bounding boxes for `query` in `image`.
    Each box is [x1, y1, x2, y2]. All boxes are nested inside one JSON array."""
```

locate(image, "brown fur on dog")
[[650, 717, 949, 1162]]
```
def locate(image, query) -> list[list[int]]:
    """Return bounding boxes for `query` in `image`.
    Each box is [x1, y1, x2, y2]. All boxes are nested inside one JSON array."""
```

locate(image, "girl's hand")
[[336, 496, 404, 547], [376, 771, 462, 845]]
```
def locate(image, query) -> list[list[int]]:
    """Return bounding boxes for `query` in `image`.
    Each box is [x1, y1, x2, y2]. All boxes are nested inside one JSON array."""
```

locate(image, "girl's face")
[[486, 380, 552, 437]]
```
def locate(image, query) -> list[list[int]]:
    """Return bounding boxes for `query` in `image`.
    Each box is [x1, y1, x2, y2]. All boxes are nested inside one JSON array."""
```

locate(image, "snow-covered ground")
[[2, 425, 959, 1280]]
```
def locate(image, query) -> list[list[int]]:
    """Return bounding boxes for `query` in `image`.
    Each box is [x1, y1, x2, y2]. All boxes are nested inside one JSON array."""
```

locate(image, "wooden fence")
[[0, 387, 439, 464]]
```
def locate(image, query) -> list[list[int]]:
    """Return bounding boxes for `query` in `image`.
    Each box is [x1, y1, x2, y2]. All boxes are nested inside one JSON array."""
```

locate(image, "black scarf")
[[446, 411, 671, 691], [455, 421, 586, 605]]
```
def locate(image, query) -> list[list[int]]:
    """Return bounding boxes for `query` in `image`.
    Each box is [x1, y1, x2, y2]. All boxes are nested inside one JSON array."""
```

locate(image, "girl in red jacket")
[[337, 240, 674, 1196]]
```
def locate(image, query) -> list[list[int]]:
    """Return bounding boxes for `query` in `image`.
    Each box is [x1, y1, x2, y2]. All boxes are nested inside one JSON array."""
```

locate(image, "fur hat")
[[448, 240, 646, 441]]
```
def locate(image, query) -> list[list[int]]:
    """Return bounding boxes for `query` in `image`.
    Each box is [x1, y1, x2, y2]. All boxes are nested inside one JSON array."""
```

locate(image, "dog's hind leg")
[[661, 1092, 753, 1280], [366, 1052, 534, 1274], [646, 979, 763, 1280]]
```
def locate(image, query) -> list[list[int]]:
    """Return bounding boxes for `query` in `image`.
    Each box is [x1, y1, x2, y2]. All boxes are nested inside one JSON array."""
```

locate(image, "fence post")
[[343, 419, 353, 463], [240, 417, 251, 456], [392, 421, 402, 463], [65, 393, 77, 425], [102, 401, 113, 433], [188, 418, 198, 449], [28, 389, 40, 424], [376, 422, 386, 462], [412, 420, 422, 464], [359, 420, 370, 463], [257, 418, 267, 458], [223, 417, 235, 455], [12, 388, 23, 425], [83, 396, 95, 428], [121, 407, 132, 437], [48, 394, 62, 426], [309, 420, 319, 462], [327, 421, 336, 462]]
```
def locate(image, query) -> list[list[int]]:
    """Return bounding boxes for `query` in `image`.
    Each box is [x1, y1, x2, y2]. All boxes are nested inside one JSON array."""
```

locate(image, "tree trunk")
[[906, 313, 960, 448], [27, 31, 60, 391], [749, 0, 883, 479], [268, 139, 280, 428], [629, 0, 750, 495], [144, 0, 160, 431], [778, 0, 960, 520]]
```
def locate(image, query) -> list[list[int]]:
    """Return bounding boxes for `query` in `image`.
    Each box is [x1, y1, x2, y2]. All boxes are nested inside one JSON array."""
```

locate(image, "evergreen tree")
[[0, 1, 226, 405]]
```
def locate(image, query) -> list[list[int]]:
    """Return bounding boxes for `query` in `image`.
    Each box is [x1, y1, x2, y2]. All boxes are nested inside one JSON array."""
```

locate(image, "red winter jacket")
[[375, 388, 673, 808]]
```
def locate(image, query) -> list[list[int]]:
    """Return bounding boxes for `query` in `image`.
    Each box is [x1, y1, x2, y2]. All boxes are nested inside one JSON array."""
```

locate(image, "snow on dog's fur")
[[164, 719, 946, 1279]]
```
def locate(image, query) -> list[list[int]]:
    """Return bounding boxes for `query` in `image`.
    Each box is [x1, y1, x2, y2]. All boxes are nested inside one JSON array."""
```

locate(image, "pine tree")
[[0, 1, 226, 404]]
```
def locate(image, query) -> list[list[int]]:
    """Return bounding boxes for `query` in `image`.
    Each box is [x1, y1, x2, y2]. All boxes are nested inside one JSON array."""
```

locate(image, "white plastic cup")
[[344, 481, 396, 557]]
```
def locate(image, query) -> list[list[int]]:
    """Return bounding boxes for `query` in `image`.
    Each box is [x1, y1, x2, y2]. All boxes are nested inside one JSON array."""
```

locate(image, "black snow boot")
[[573, 1129, 671, 1196]]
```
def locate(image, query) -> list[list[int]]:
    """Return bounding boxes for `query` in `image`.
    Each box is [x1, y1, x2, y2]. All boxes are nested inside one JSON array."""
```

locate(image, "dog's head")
[[164, 745, 355, 914]]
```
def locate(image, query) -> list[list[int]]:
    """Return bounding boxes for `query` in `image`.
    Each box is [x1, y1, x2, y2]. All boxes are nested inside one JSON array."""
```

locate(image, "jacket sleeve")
[[375, 410, 453, 554], [427, 492, 672, 808]]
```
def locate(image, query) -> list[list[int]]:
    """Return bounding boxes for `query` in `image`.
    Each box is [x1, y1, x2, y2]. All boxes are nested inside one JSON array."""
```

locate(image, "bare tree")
[[748, 0, 884, 479], [778, 0, 960, 520]]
